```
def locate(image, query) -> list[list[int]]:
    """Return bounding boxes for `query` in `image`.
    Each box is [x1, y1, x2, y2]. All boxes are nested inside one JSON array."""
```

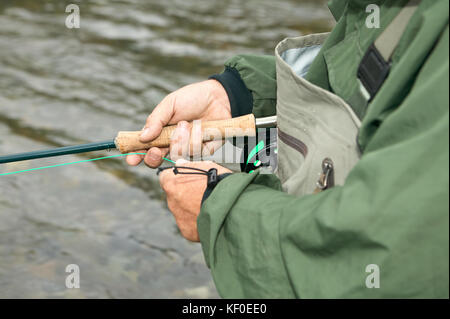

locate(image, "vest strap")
[[357, 0, 421, 102]]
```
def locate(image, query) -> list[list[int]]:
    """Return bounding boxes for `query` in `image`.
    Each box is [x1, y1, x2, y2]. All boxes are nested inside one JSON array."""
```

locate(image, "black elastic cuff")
[[201, 173, 233, 205], [209, 66, 253, 118]]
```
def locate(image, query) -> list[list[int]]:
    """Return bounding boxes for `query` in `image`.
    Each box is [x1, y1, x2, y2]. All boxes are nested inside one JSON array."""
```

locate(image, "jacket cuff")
[[201, 173, 233, 204], [198, 171, 260, 269], [209, 66, 254, 118]]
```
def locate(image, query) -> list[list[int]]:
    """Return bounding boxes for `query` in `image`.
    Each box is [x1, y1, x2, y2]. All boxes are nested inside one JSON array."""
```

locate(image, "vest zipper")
[[277, 128, 308, 157], [314, 158, 335, 193]]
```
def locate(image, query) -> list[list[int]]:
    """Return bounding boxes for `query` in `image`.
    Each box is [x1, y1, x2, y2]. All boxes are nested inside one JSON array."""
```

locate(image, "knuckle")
[[159, 171, 168, 187], [167, 199, 177, 214], [179, 227, 189, 239], [160, 175, 175, 193]]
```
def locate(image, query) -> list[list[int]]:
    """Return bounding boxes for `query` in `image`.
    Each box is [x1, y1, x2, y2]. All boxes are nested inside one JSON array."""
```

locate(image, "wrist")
[[206, 79, 232, 118], [208, 67, 253, 118]]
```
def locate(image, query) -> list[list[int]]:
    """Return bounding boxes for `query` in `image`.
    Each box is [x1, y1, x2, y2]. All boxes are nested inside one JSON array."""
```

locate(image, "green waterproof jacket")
[[200, 0, 449, 298]]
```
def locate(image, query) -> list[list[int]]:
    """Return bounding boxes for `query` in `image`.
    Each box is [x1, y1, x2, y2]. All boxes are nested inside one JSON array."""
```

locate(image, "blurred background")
[[0, 0, 333, 298]]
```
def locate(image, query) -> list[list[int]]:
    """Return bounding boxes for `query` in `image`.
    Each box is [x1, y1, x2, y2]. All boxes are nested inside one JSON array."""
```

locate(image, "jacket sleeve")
[[209, 55, 277, 118], [198, 28, 449, 298]]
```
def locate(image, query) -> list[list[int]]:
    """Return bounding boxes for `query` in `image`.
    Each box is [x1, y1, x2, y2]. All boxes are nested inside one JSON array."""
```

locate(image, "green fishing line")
[[0, 153, 175, 176], [162, 157, 175, 164]]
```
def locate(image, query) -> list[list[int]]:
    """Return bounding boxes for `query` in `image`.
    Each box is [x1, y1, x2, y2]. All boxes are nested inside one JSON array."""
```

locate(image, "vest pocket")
[[275, 34, 361, 197], [276, 128, 308, 193], [277, 128, 308, 157]]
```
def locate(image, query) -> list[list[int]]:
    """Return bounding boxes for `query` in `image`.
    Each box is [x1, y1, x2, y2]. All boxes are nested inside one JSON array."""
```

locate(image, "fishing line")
[[0, 153, 175, 176]]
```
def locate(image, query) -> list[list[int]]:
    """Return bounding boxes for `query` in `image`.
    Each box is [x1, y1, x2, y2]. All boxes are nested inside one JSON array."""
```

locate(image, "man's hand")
[[127, 79, 233, 241], [126, 80, 231, 167], [159, 159, 232, 242]]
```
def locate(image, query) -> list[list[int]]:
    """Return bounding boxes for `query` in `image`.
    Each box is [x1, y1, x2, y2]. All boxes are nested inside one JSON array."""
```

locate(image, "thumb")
[[140, 96, 175, 142]]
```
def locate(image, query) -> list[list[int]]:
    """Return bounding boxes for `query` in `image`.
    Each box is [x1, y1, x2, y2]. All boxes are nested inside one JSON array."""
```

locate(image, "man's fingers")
[[170, 121, 190, 161], [159, 158, 189, 191], [190, 120, 203, 158], [202, 140, 224, 157], [143, 147, 169, 168], [140, 95, 175, 142], [126, 150, 146, 166]]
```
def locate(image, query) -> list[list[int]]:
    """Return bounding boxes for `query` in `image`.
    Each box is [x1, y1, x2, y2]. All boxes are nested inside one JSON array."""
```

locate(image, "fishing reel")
[[239, 128, 278, 174]]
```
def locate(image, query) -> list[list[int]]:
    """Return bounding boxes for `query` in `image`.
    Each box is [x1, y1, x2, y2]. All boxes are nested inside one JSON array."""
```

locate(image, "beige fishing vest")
[[274, 33, 361, 196], [273, 1, 421, 196]]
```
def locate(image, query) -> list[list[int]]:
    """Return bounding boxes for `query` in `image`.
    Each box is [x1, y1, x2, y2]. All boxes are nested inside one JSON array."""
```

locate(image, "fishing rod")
[[0, 114, 277, 165]]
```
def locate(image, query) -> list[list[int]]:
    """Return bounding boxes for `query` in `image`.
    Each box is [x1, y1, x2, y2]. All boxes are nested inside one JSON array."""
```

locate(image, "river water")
[[0, 0, 333, 298]]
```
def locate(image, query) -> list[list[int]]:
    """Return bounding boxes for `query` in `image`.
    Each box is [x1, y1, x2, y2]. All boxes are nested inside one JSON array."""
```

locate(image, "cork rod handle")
[[115, 114, 256, 154]]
